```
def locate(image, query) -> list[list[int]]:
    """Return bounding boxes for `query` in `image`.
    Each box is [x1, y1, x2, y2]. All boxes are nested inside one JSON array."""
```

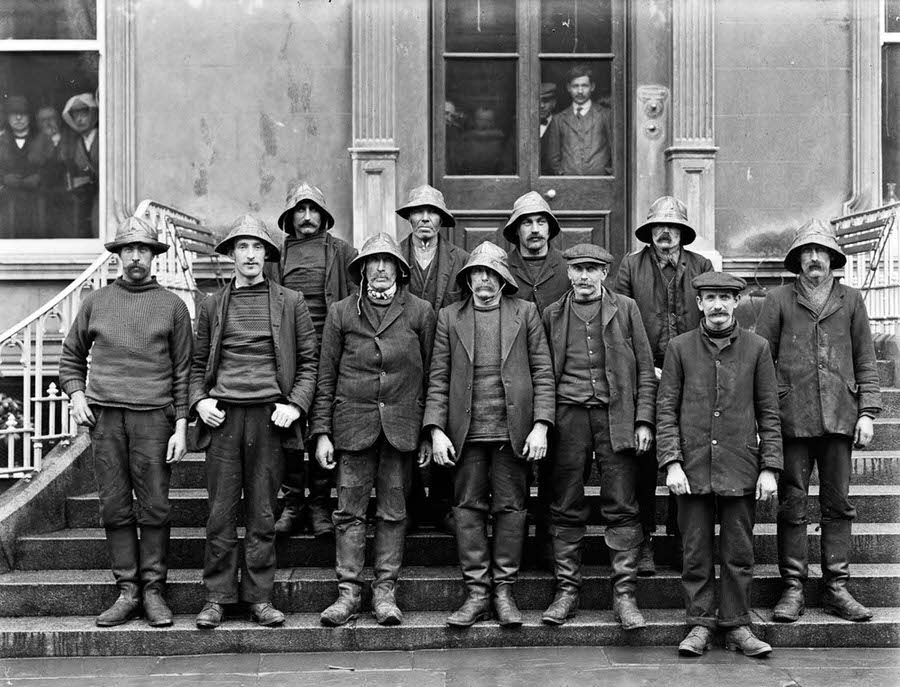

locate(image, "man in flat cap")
[[397, 184, 469, 531], [309, 233, 435, 627], [426, 241, 555, 628], [657, 271, 781, 657], [538, 82, 558, 176], [756, 219, 881, 624], [540, 244, 656, 629], [191, 215, 319, 629], [269, 182, 357, 540], [613, 195, 714, 575], [60, 216, 192, 628]]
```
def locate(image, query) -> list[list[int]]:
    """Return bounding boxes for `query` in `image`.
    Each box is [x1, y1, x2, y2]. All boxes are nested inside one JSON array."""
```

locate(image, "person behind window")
[[538, 82, 557, 175], [458, 106, 511, 175], [35, 105, 69, 235], [545, 64, 613, 176], [59, 92, 99, 238]]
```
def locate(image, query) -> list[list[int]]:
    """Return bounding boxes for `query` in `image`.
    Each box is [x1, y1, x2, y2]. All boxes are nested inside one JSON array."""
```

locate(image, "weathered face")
[[408, 205, 443, 243], [566, 75, 594, 106], [696, 289, 738, 330], [516, 213, 551, 254], [539, 94, 556, 121], [69, 105, 97, 134], [230, 238, 267, 281], [567, 262, 608, 301], [468, 267, 502, 301], [36, 108, 60, 138], [291, 201, 323, 237], [365, 255, 398, 291], [651, 224, 682, 252], [118, 243, 154, 284], [799, 245, 833, 281], [7, 111, 29, 135]]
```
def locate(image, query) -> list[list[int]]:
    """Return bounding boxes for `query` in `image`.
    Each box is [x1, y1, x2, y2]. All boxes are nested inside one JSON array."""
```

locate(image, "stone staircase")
[[1, 365, 898, 657]]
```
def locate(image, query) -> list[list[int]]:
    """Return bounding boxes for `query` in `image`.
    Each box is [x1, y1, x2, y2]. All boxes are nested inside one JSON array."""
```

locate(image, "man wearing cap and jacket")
[[658, 271, 781, 657], [613, 195, 714, 575], [309, 233, 435, 627], [540, 244, 656, 629], [269, 182, 357, 539], [755, 219, 881, 624], [190, 215, 319, 629], [426, 241, 555, 628], [539, 82, 558, 176], [60, 216, 193, 629]]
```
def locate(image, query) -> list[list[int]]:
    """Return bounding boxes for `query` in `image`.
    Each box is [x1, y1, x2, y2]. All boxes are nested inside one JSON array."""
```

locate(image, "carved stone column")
[[666, 0, 719, 262], [106, 0, 136, 238], [635, 85, 670, 232], [349, 0, 399, 247]]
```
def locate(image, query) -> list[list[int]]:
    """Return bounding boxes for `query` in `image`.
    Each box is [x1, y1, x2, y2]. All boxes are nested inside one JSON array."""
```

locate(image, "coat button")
[[379, 402, 385, 408], [714, 411, 720, 417], [381, 371, 386, 376], [712, 439, 718, 445]]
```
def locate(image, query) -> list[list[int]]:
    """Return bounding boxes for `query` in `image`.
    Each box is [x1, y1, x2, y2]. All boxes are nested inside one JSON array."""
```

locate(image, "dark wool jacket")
[[613, 245, 714, 365], [400, 234, 470, 311], [265, 231, 358, 308], [754, 281, 882, 439], [189, 279, 319, 444], [424, 296, 555, 460], [656, 325, 783, 496], [308, 288, 436, 453], [506, 246, 572, 315], [542, 288, 657, 453]]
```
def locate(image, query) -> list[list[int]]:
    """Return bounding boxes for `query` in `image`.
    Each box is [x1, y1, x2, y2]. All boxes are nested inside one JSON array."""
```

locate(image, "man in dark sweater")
[[190, 215, 319, 629], [269, 182, 357, 538], [60, 216, 193, 628]]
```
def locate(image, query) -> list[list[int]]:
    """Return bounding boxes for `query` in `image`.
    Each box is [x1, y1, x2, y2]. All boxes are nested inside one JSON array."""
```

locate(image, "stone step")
[[878, 359, 896, 388], [881, 388, 900, 418], [65, 485, 900, 529], [867, 418, 900, 452], [2, 564, 898, 617], [0, 607, 897, 658], [15, 523, 900, 571]]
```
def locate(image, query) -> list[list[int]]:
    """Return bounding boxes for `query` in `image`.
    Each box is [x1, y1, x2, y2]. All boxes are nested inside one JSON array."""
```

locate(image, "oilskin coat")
[[506, 246, 571, 315], [400, 234, 469, 310], [656, 325, 783, 495], [266, 232, 358, 308], [423, 296, 555, 459], [754, 282, 881, 438], [542, 288, 657, 452], [308, 288, 436, 453]]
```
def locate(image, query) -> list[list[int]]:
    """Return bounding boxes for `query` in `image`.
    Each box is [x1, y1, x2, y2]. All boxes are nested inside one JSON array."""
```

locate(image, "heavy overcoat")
[[542, 288, 657, 453], [308, 289, 436, 453], [656, 326, 783, 496], [400, 234, 469, 310], [754, 281, 881, 438], [266, 231, 358, 308], [506, 246, 571, 315], [423, 296, 555, 459]]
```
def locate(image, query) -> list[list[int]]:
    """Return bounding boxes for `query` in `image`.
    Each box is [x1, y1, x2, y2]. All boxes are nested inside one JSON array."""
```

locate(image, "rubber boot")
[[446, 507, 492, 627], [320, 521, 366, 626], [774, 520, 808, 622], [492, 510, 527, 627], [773, 579, 805, 623], [371, 519, 406, 625], [96, 526, 141, 627], [637, 535, 656, 577], [542, 525, 584, 625], [611, 545, 647, 630], [308, 461, 335, 538], [275, 465, 307, 535], [140, 525, 173, 627], [821, 519, 873, 622]]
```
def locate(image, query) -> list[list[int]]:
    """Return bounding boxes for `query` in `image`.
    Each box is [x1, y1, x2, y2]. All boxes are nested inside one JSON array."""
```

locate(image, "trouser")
[[778, 435, 855, 585], [90, 405, 174, 590], [281, 447, 334, 516], [333, 435, 413, 590], [408, 462, 454, 524], [202, 403, 285, 604], [548, 405, 643, 550], [677, 493, 756, 628]]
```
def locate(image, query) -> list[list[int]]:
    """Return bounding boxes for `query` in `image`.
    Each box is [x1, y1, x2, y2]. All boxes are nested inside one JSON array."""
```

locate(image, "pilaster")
[[106, 0, 136, 237]]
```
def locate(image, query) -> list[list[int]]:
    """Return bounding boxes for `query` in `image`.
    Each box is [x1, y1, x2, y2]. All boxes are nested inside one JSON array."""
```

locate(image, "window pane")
[[0, 0, 96, 40], [540, 60, 613, 176], [541, 0, 612, 54], [0, 52, 99, 239], [884, 46, 900, 201], [887, 0, 900, 33], [445, 59, 517, 175], [446, 0, 516, 53]]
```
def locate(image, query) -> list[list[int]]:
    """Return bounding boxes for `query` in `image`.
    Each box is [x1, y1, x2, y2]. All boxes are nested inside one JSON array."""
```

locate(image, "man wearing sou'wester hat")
[[612, 195, 714, 575], [755, 219, 881, 624]]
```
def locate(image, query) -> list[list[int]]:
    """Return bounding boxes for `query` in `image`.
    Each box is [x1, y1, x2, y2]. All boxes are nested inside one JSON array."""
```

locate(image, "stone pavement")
[[0, 646, 898, 686]]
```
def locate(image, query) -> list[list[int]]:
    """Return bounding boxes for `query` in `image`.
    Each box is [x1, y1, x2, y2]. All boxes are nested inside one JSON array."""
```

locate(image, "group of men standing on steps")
[[59, 180, 881, 657]]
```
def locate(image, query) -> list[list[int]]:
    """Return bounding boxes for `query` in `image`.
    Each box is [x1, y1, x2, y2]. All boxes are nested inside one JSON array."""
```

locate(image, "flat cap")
[[540, 82, 557, 99], [563, 243, 613, 266], [691, 271, 747, 293]]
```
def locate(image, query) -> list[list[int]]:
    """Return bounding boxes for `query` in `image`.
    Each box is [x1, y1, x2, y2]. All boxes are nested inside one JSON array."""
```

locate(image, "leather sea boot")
[[821, 519, 872, 622], [371, 519, 406, 625], [611, 545, 647, 630], [320, 522, 366, 626], [140, 525, 173, 627], [308, 465, 335, 538], [492, 511, 527, 627], [447, 507, 492, 627], [774, 517, 808, 622], [542, 526, 584, 625], [97, 526, 141, 627]]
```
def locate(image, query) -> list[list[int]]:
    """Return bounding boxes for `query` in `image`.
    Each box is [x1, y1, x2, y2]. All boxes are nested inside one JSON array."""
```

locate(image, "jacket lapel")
[[268, 280, 284, 341], [549, 294, 571, 380], [500, 297, 523, 365], [600, 286, 619, 328], [817, 283, 845, 322], [434, 238, 453, 306], [457, 300, 475, 362], [508, 249, 532, 286], [376, 291, 405, 335], [324, 233, 336, 289]]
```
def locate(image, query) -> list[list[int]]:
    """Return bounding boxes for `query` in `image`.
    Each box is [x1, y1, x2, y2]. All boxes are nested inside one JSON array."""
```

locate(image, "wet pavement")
[[0, 646, 898, 686]]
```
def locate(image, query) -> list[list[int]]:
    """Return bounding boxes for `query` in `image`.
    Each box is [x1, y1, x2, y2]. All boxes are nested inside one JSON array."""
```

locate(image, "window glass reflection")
[[446, 0, 516, 53], [0, 0, 96, 40], [887, 0, 900, 34], [540, 0, 612, 54]]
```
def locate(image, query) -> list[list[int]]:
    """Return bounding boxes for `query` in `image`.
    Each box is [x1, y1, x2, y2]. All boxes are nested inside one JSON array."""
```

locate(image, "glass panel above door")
[[446, 0, 517, 53], [0, 0, 97, 40], [540, 0, 612, 54]]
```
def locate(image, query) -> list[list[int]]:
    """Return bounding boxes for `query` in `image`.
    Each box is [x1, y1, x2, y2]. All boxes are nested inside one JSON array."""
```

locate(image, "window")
[[0, 0, 101, 240]]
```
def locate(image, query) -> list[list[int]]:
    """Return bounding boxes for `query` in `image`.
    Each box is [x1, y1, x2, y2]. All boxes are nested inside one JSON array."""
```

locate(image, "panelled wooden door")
[[433, 0, 626, 261]]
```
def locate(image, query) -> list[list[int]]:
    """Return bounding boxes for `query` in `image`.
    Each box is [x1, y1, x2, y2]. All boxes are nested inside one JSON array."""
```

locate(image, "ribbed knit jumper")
[[59, 277, 193, 419], [282, 232, 327, 342], [467, 302, 508, 442]]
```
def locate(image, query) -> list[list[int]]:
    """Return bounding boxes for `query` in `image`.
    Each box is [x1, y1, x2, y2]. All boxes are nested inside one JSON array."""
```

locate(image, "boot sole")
[[320, 612, 358, 627], [374, 612, 403, 626], [772, 607, 804, 623], [678, 643, 709, 657], [614, 612, 647, 631], [147, 617, 174, 627], [95, 615, 140, 628], [446, 612, 491, 627], [498, 618, 523, 628], [725, 642, 772, 657], [823, 605, 873, 622]]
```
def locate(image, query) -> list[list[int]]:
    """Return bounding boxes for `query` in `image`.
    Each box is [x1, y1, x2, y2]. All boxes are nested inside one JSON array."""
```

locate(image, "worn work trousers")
[[454, 442, 530, 516], [677, 493, 756, 628], [548, 405, 643, 550], [202, 403, 284, 604]]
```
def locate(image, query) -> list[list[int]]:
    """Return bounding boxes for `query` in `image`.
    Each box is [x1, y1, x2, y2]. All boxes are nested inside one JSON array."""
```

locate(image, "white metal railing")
[[0, 201, 203, 478]]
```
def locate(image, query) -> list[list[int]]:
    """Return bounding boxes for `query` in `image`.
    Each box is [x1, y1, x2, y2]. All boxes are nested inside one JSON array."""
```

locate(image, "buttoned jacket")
[[400, 234, 470, 311], [506, 246, 572, 316], [754, 281, 881, 438], [546, 105, 612, 176], [308, 289, 436, 453], [266, 231, 358, 308], [423, 296, 555, 459], [543, 288, 657, 452]]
